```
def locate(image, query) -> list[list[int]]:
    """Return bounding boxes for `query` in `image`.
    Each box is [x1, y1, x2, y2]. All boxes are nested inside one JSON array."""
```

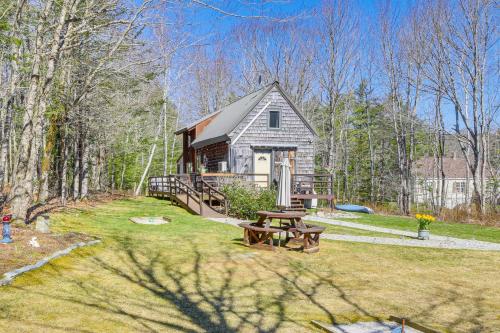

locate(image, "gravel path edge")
[[208, 217, 500, 251], [0, 239, 102, 286]]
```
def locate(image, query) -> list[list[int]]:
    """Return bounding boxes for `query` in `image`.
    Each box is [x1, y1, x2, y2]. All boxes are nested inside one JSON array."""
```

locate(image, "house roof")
[[190, 81, 316, 149], [415, 156, 470, 178], [174, 110, 222, 135]]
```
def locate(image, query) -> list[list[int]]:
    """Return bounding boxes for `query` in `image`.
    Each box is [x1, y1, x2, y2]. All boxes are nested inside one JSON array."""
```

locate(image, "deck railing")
[[149, 172, 335, 210], [291, 174, 334, 195], [148, 174, 229, 216], [291, 173, 335, 208], [194, 173, 270, 190]]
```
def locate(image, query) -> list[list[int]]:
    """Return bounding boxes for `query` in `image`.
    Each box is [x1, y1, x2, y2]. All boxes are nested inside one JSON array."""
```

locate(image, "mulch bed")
[[0, 192, 127, 276], [0, 227, 93, 276]]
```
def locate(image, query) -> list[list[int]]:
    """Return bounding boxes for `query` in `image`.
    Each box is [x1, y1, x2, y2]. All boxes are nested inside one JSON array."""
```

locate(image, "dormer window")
[[269, 110, 280, 129]]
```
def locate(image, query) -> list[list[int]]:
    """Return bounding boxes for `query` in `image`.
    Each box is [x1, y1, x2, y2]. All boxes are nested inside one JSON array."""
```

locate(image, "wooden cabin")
[[175, 82, 316, 185]]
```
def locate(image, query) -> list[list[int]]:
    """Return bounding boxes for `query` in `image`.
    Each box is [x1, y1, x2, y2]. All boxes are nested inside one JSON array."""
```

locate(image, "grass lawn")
[[0, 197, 499, 332], [333, 213, 500, 243]]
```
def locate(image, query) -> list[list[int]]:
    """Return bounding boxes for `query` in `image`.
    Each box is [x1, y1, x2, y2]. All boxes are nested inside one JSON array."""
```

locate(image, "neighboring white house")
[[414, 156, 479, 209]]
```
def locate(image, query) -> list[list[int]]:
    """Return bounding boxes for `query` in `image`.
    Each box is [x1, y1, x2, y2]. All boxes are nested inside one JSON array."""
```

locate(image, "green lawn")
[[333, 213, 500, 243], [0, 197, 499, 332]]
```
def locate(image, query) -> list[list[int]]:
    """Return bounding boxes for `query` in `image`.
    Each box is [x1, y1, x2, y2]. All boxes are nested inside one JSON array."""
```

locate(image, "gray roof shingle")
[[190, 83, 274, 148], [414, 156, 493, 179]]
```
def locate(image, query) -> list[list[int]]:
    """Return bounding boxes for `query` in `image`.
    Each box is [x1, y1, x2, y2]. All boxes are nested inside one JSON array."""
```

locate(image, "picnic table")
[[238, 211, 325, 253]]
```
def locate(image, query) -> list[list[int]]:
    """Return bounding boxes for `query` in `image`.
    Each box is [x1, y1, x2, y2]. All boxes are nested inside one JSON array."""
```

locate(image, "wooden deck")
[[149, 175, 228, 218], [148, 173, 335, 217]]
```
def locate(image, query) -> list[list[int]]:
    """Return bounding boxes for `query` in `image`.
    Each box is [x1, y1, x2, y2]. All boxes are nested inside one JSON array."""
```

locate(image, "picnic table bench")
[[239, 211, 325, 253], [238, 223, 284, 251]]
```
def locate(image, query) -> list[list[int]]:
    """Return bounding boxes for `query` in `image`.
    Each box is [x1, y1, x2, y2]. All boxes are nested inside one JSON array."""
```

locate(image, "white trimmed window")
[[269, 111, 280, 129], [453, 181, 465, 193]]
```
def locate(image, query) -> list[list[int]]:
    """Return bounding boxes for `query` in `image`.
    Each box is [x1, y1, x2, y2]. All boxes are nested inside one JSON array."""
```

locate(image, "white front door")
[[253, 150, 271, 187]]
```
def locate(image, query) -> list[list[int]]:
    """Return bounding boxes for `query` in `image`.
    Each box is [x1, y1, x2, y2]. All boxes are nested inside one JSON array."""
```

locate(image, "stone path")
[[209, 217, 500, 251], [305, 216, 417, 237], [312, 320, 422, 333], [320, 233, 500, 251], [209, 217, 248, 227], [305, 216, 500, 251]]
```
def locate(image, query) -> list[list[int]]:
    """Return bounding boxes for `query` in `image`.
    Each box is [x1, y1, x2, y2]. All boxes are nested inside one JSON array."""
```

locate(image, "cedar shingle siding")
[[178, 82, 316, 177], [229, 87, 315, 175]]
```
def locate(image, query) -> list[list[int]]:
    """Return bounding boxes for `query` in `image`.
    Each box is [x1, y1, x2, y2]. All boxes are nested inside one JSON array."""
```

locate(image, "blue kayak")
[[335, 204, 374, 214]]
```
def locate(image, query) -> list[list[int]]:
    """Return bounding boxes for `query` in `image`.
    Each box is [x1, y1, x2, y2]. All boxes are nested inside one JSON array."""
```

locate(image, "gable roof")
[[174, 110, 221, 135], [191, 81, 316, 149], [415, 156, 469, 178]]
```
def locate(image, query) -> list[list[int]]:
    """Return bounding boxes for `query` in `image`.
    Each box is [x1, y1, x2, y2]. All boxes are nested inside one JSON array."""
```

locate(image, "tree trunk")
[[39, 115, 59, 202], [110, 152, 116, 192], [0, 0, 26, 192], [119, 134, 128, 190], [11, 0, 75, 218], [73, 136, 80, 200], [60, 130, 69, 205], [135, 109, 164, 196], [365, 102, 376, 203], [80, 136, 90, 199], [10, 0, 55, 218], [169, 113, 179, 173], [162, 59, 169, 176]]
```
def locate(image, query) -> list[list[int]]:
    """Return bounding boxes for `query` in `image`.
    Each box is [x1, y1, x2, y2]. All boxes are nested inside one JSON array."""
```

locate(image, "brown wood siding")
[[195, 115, 217, 134], [180, 113, 219, 173], [181, 129, 196, 173], [196, 142, 228, 172]]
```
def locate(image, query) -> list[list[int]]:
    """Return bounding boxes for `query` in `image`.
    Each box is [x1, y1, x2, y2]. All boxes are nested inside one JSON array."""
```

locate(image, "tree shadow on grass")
[[8, 240, 298, 332], [6, 238, 490, 332]]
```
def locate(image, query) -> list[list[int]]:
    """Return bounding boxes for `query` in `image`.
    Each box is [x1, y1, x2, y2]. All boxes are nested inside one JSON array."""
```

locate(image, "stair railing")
[[200, 179, 229, 216], [149, 174, 229, 216], [174, 176, 203, 215]]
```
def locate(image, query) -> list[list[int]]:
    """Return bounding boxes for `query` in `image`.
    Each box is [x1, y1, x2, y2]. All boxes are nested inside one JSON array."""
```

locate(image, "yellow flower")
[[415, 214, 436, 223]]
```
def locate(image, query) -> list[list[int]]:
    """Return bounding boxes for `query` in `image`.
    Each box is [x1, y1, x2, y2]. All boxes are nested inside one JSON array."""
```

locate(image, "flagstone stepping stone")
[[129, 217, 170, 225], [312, 320, 424, 333]]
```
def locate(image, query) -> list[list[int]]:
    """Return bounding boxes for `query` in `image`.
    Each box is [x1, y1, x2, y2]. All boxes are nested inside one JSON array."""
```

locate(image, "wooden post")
[[200, 184, 204, 205], [164, 176, 168, 198], [208, 186, 211, 207], [199, 190, 203, 216], [169, 176, 173, 204], [330, 174, 334, 210]]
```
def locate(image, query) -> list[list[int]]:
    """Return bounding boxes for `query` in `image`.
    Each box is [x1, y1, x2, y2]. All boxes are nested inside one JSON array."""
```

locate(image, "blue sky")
[[143, 1, 497, 130], [178, 0, 399, 37]]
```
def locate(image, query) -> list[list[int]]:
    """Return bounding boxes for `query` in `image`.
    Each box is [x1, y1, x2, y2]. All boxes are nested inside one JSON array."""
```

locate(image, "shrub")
[[222, 182, 276, 220]]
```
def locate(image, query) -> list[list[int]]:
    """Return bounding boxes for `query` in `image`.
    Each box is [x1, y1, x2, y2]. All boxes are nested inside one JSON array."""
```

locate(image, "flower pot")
[[418, 229, 430, 240]]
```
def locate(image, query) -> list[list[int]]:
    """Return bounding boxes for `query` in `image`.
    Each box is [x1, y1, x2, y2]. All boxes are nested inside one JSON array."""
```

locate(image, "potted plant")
[[415, 214, 436, 240]]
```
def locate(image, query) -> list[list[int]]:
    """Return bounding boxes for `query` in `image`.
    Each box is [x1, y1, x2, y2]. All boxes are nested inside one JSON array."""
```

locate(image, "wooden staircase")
[[148, 175, 227, 218], [287, 199, 306, 212]]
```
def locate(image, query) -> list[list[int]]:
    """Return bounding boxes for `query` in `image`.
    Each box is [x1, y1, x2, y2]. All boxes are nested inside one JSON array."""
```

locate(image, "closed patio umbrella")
[[276, 157, 291, 211]]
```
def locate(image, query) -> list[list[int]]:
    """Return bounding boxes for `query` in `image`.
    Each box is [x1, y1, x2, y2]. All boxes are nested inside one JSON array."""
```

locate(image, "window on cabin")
[[269, 111, 280, 129], [453, 181, 465, 193]]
